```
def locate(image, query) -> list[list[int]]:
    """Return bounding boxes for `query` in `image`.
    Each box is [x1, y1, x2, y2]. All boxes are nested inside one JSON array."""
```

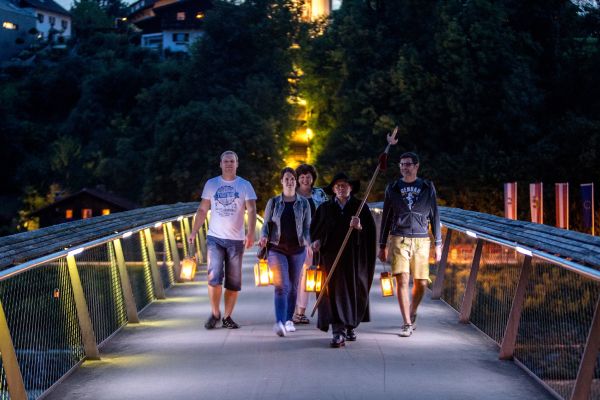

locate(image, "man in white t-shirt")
[[189, 150, 257, 329]]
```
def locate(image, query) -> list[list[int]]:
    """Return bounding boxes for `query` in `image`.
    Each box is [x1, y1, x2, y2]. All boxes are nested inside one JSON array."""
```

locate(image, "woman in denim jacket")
[[259, 167, 312, 337]]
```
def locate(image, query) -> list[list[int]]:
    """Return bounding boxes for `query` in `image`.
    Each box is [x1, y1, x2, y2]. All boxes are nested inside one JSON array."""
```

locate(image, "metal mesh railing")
[[440, 231, 477, 311], [155, 226, 175, 288], [75, 243, 127, 345], [121, 233, 154, 311], [514, 260, 600, 399], [0, 259, 85, 399], [469, 243, 521, 344]]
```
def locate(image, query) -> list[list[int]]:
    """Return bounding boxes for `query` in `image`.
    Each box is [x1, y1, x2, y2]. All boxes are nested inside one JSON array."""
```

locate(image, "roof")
[[0, 0, 34, 16], [30, 188, 139, 216], [19, 0, 69, 16]]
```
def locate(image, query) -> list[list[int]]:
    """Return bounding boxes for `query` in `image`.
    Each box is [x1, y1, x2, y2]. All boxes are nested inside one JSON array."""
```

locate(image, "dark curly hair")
[[295, 164, 317, 187], [280, 167, 297, 180]]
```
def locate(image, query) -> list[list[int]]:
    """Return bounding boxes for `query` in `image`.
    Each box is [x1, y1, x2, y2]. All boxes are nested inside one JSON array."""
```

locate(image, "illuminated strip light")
[[67, 248, 84, 257], [516, 246, 533, 257], [177, 216, 184, 221], [122, 231, 133, 239], [466, 230, 477, 238], [154, 222, 163, 228]]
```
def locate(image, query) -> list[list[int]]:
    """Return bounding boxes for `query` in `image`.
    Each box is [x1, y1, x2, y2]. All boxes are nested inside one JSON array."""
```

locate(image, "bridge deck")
[[46, 251, 553, 400]]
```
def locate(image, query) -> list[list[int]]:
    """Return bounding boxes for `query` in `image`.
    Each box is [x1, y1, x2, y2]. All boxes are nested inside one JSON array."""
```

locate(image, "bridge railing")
[[371, 203, 600, 400], [0, 203, 264, 400]]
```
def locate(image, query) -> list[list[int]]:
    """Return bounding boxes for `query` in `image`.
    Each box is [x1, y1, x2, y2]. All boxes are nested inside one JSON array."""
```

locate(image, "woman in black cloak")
[[310, 172, 377, 348]]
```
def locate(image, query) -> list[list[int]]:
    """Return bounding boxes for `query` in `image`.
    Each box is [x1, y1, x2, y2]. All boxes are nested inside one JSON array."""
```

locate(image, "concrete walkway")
[[46, 250, 553, 400]]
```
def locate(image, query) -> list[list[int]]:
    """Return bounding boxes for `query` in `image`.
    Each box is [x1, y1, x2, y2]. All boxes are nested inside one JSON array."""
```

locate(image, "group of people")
[[189, 149, 442, 347]]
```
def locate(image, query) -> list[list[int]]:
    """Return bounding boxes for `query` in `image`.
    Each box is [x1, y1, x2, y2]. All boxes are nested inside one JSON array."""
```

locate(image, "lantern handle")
[[187, 241, 195, 258]]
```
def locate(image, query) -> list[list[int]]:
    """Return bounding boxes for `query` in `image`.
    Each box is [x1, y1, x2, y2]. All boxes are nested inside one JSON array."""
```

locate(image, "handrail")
[[441, 221, 600, 282], [0, 213, 196, 282]]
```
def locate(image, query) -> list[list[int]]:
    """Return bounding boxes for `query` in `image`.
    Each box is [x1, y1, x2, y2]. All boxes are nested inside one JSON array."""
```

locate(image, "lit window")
[[2, 22, 18, 30], [82, 209, 92, 219], [195, 12, 204, 19], [65, 209, 73, 219], [102, 209, 111, 216], [61, 19, 68, 30], [172, 33, 189, 42], [49, 16, 56, 26], [37, 13, 44, 23], [176, 12, 186, 20]]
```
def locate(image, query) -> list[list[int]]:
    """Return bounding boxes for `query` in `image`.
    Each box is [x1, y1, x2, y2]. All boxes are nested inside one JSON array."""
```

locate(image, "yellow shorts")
[[390, 236, 431, 280]]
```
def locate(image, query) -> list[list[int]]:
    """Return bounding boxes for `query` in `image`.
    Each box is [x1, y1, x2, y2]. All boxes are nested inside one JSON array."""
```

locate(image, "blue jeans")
[[268, 250, 306, 323], [206, 235, 244, 291]]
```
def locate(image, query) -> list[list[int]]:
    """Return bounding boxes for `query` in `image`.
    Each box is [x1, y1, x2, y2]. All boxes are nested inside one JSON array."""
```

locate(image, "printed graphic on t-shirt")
[[401, 185, 421, 210], [214, 185, 240, 217]]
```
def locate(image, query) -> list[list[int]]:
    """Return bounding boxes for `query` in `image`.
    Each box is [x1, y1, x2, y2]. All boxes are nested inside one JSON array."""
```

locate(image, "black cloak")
[[310, 196, 377, 332]]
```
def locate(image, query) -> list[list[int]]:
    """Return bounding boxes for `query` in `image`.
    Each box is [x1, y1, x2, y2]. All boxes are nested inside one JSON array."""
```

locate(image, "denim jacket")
[[261, 194, 311, 247]]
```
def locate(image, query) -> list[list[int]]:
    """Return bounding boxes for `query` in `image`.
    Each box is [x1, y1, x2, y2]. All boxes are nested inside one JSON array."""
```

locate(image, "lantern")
[[254, 259, 273, 286], [305, 265, 323, 292], [180, 256, 197, 281], [380, 271, 395, 297]]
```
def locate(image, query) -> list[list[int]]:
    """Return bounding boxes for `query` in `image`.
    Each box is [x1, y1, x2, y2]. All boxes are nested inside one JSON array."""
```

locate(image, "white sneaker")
[[285, 320, 296, 332], [273, 322, 286, 337]]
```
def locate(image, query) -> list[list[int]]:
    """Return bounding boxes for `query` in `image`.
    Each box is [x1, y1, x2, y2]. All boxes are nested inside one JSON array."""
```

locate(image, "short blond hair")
[[220, 150, 239, 162]]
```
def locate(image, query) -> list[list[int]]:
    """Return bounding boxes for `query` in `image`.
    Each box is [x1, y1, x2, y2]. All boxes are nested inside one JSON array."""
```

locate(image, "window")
[[49, 16, 56, 26], [3, 21, 17, 30], [65, 209, 73, 219], [37, 13, 44, 23], [176, 12, 186, 20], [82, 209, 92, 219], [102, 209, 111, 216], [172, 33, 189, 43], [61, 19, 68, 30]]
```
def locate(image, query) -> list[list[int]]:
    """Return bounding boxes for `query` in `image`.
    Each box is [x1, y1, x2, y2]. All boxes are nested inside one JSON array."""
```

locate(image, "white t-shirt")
[[201, 176, 257, 240]]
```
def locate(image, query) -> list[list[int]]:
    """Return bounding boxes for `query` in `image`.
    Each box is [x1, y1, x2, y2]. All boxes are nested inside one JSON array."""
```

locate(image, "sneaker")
[[410, 313, 417, 330], [285, 320, 296, 332], [204, 313, 221, 330], [293, 313, 310, 324], [399, 324, 413, 337], [273, 322, 287, 337], [222, 316, 240, 329]]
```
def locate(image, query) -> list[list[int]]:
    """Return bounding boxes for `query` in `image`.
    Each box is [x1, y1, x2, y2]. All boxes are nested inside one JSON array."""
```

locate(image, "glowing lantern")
[[254, 259, 273, 286], [380, 271, 395, 297], [305, 265, 323, 292], [180, 247, 197, 281]]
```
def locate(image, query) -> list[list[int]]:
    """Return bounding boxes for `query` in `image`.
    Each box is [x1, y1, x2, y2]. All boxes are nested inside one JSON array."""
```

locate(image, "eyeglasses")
[[399, 162, 415, 167]]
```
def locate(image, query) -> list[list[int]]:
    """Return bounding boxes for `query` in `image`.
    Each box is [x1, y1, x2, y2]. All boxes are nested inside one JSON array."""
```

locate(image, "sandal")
[[293, 313, 310, 324]]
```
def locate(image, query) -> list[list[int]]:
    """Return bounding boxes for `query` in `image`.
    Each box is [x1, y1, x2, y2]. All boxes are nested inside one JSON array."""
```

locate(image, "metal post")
[[571, 296, 600, 400], [66, 255, 100, 359], [0, 300, 27, 400], [459, 239, 483, 323], [166, 222, 182, 282], [113, 239, 140, 323], [180, 219, 189, 259], [499, 255, 532, 360], [432, 229, 453, 300], [144, 229, 165, 299]]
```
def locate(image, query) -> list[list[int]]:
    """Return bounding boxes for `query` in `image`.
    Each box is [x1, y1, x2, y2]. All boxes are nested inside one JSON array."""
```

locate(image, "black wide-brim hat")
[[323, 172, 361, 196]]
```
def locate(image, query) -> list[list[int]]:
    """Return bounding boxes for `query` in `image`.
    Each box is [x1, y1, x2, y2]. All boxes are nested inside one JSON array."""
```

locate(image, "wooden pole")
[[310, 128, 398, 317]]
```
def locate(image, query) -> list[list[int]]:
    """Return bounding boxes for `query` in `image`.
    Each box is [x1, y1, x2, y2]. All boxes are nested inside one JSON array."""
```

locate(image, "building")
[[128, 0, 211, 54], [18, 0, 71, 42], [30, 188, 139, 228], [0, 0, 35, 61]]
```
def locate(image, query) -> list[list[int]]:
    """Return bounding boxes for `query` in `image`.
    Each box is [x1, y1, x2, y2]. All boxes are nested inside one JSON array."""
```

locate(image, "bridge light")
[[154, 222, 163, 228], [177, 216, 184, 221], [122, 231, 133, 239], [67, 247, 84, 256], [466, 230, 477, 238], [380, 271, 395, 297], [516, 246, 532, 257]]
